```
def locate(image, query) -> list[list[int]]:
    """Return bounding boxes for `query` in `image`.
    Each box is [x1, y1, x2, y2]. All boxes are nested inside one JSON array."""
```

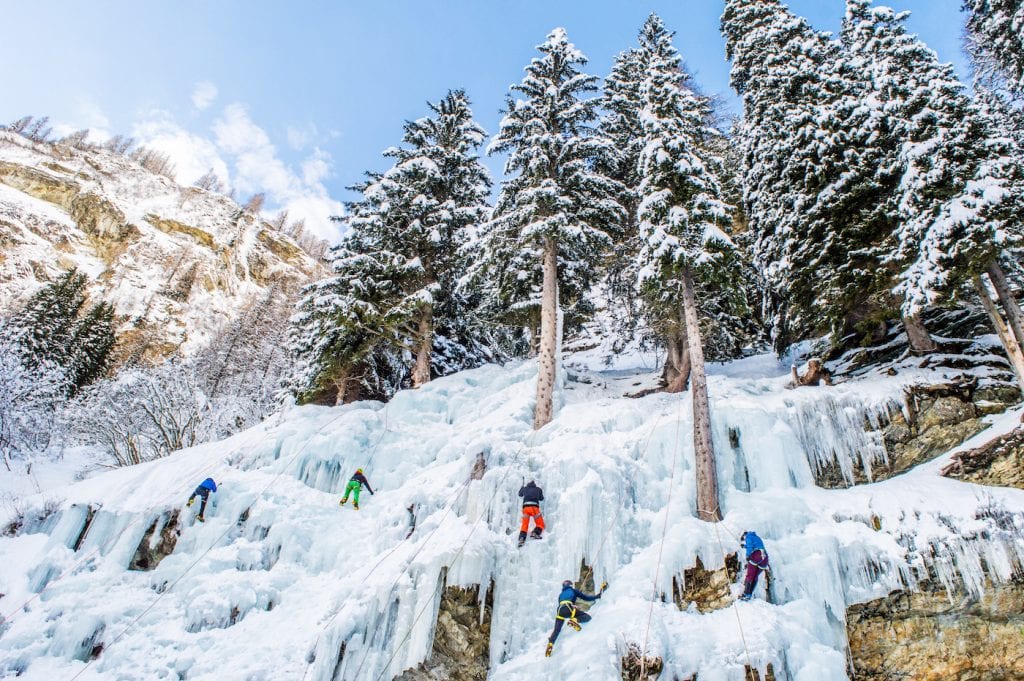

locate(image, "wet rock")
[[620, 642, 663, 680], [672, 553, 740, 613], [814, 379, 1020, 488], [847, 580, 1024, 680], [942, 427, 1024, 489], [396, 579, 493, 681], [128, 510, 179, 571]]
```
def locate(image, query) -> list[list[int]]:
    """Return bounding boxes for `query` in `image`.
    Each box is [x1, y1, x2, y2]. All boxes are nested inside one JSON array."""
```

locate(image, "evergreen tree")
[[11, 269, 89, 369], [481, 28, 622, 428], [597, 47, 648, 351], [634, 14, 735, 520], [288, 91, 493, 403], [962, 0, 1024, 96], [9, 269, 116, 393], [843, 1, 1018, 311], [67, 301, 116, 391], [722, 0, 870, 350]]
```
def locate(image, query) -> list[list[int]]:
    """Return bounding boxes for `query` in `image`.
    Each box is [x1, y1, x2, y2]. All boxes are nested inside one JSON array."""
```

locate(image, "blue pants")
[[188, 487, 211, 517], [548, 605, 591, 643]]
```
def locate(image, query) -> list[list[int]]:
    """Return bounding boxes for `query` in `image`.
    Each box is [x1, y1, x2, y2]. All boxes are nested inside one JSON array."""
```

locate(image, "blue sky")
[[0, 0, 968, 241]]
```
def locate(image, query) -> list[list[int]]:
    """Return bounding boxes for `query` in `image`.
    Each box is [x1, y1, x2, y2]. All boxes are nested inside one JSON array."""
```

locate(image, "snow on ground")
[[0, 354, 1022, 680]]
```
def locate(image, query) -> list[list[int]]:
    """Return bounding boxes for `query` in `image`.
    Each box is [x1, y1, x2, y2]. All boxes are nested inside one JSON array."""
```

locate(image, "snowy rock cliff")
[[0, 132, 322, 362], [0, 354, 1022, 680]]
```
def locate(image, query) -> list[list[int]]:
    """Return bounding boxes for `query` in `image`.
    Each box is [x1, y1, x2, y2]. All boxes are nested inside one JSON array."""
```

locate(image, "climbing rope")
[[704, 507, 755, 675], [359, 429, 542, 681], [639, 389, 687, 679], [68, 402, 375, 680], [308, 470, 477, 681], [1, 451, 220, 625]]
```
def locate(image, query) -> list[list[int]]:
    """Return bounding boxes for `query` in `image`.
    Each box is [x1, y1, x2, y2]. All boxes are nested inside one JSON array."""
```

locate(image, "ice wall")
[[0, 357, 1022, 681]]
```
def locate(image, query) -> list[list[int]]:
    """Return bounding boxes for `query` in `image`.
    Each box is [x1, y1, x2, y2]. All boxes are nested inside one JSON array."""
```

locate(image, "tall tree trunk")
[[681, 268, 720, 522], [333, 368, 355, 406], [662, 325, 692, 394], [411, 307, 433, 388], [973, 274, 1024, 389], [987, 261, 1024, 349], [902, 312, 937, 354], [534, 237, 558, 430]]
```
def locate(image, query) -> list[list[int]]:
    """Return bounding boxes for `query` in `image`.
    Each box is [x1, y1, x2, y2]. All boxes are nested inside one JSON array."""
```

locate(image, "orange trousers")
[[520, 506, 545, 533]]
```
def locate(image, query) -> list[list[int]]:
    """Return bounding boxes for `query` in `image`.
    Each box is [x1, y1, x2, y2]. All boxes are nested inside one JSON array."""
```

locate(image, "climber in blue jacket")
[[545, 578, 608, 657], [187, 477, 217, 522], [739, 530, 770, 601]]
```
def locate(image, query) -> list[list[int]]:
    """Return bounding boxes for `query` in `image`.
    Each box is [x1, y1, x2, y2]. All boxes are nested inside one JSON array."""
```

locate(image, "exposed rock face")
[[672, 553, 740, 613], [396, 579, 493, 681], [847, 580, 1024, 681], [0, 132, 322, 364], [942, 426, 1024, 490], [620, 642, 664, 680], [814, 378, 1020, 488], [128, 510, 180, 571]]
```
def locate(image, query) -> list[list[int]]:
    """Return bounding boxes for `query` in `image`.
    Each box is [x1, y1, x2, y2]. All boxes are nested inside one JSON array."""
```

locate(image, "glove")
[[599, 581, 609, 596]]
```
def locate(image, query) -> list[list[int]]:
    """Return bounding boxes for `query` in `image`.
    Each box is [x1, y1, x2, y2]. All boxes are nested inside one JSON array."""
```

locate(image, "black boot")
[[530, 527, 543, 539], [517, 531, 527, 548]]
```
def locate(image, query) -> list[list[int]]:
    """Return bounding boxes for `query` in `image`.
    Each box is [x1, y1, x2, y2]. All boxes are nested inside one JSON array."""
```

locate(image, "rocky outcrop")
[[396, 578, 493, 681], [128, 510, 180, 571], [814, 378, 1020, 488], [942, 424, 1024, 490], [0, 132, 322, 362], [672, 553, 740, 613], [847, 580, 1024, 680]]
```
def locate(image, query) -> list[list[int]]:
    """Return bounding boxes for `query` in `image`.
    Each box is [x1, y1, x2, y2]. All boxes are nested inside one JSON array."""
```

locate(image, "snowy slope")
[[1, 355, 1022, 680], [0, 132, 321, 359]]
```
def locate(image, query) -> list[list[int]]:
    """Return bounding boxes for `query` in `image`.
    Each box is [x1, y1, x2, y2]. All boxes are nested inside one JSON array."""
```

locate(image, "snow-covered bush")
[[0, 330, 67, 470]]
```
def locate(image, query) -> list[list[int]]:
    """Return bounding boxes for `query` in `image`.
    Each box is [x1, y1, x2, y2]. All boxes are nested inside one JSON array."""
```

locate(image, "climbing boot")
[[517, 531, 527, 548], [530, 527, 542, 539], [353, 502, 359, 510], [197, 516, 205, 523], [339, 498, 347, 506], [187, 498, 195, 507], [566, 619, 581, 632], [545, 642, 553, 657], [738, 593, 752, 602]]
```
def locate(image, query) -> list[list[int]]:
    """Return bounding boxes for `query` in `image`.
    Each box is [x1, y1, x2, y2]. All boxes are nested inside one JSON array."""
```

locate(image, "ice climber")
[[339, 468, 374, 510], [186, 477, 217, 522], [545, 579, 608, 657], [517, 479, 545, 547], [739, 530, 770, 601]]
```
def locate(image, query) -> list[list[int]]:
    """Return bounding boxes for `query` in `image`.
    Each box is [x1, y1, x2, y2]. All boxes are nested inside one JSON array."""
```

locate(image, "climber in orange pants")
[[517, 480, 545, 547]]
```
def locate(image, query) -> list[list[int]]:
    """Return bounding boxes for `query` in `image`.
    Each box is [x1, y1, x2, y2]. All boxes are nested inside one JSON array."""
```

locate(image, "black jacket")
[[518, 481, 543, 507], [350, 471, 374, 494]]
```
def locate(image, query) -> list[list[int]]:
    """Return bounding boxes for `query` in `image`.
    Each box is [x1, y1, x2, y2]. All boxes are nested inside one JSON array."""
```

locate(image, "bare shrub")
[[193, 169, 224, 193], [243, 193, 266, 215], [130, 147, 177, 179], [103, 134, 136, 155]]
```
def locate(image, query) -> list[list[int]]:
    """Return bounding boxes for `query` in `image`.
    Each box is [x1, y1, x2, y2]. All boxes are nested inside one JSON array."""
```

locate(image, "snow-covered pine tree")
[[483, 28, 623, 429], [962, 0, 1024, 96], [722, 0, 870, 351], [844, 0, 1022, 379], [67, 301, 115, 392], [287, 236, 410, 404], [634, 14, 734, 520], [288, 91, 493, 403], [597, 46, 649, 354]]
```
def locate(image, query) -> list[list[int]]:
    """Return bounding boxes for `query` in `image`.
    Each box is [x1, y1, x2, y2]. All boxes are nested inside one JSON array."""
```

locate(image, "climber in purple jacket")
[[739, 531, 769, 601]]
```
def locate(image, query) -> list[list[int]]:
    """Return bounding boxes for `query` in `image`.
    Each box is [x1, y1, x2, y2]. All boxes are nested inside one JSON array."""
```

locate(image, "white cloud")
[[212, 104, 344, 241], [191, 81, 218, 111], [132, 110, 231, 188], [286, 122, 318, 151], [52, 98, 113, 143]]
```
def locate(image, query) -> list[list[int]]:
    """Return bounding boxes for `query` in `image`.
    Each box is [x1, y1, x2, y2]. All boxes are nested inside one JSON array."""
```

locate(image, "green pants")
[[341, 480, 362, 504]]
